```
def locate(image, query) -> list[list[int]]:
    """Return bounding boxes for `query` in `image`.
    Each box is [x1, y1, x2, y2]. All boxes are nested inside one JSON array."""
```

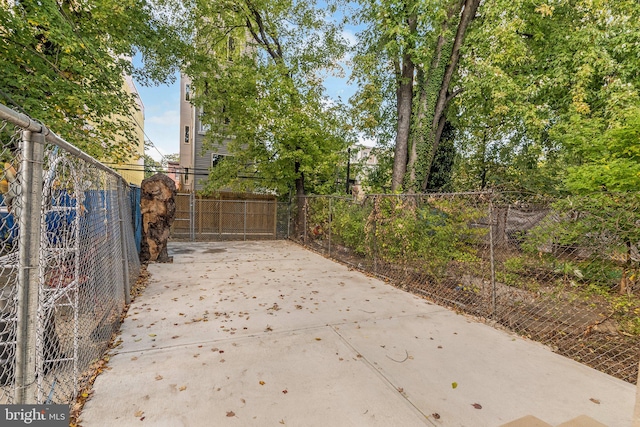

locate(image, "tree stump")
[[140, 174, 176, 263]]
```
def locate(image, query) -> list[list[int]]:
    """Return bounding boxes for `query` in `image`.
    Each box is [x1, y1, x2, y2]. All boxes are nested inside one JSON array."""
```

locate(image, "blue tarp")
[[129, 185, 142, 254]]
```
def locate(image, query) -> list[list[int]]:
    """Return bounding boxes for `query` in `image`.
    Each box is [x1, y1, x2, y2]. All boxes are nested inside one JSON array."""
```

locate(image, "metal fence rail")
[[294, 193, 640, 384], [0, 103, 139, 404]]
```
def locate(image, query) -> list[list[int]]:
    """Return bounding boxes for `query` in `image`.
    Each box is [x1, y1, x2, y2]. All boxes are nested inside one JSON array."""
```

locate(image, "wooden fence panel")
[[170, 193, 278, 241]]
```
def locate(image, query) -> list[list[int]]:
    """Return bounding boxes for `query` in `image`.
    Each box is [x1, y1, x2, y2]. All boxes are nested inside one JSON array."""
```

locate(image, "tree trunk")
[[406, 0, 460, 192], [391, 14, 417, 192], [421, 0, 481, 191], [140, 173, 177, 263]]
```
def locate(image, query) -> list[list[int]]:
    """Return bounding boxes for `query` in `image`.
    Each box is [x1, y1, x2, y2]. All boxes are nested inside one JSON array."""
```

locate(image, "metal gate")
[[171, 193, 290, 241]]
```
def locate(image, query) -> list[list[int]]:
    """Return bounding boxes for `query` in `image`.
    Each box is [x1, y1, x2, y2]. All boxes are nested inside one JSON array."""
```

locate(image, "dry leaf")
[[590, 398, 601, 404], [134, 410, 144, 417], [432, 413, 441, 420], [131, 357, 138, 361], [259, 381, 265, 385], [282, 389, 288, 394], [179, 386, 187, 391], [148, 334, 156, 337], [315, 338, 322, 341], [472, 403, 482, 409], [451, 382, 458, 389], [155, 375, 163, 381], [226, 411, 235, 417]]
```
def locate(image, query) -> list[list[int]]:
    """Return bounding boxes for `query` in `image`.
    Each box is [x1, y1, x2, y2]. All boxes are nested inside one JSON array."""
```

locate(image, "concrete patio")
[[80, 241, 637, 426]]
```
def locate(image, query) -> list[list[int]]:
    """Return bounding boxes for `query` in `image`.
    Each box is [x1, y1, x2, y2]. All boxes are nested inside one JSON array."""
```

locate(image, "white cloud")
[[342, 29, 357, 48], [357, 133, 375, 148]]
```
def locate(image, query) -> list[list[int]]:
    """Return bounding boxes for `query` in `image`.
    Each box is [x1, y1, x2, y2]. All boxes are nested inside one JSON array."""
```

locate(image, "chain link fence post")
[[372, 195, 378, 275], [303, 198, 307, 242], [328, 197, 332, 257], [15, 130, 45, 403], [489, 191, 497, 319]]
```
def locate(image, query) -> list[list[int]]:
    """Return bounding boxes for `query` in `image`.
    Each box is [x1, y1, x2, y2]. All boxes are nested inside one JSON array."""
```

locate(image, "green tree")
[[186, 0, 353, 228], [351, 0, 480, 193], [0, 0, 189, 162], [353, 0, 640, 195], [451, 0, 640, 194], [143, 154, 164, 178]]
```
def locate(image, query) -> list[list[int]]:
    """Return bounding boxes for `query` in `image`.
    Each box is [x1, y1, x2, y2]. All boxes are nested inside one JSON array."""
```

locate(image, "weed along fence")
[[294, 193, 640, 384], [171, 192, 291, 241], [0, 103, 140, 404]]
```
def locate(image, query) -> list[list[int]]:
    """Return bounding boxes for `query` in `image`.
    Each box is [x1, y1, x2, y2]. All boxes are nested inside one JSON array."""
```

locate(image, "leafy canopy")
[[0, 0, 190, 161]]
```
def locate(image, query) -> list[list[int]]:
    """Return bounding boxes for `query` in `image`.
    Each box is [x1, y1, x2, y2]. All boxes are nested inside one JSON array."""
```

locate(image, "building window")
[[184, 126, 190, 144], [185, 84, 191, 101], [184, 168, 189, 183], [199, 106, 211, 133], [212, 154, 225, 168]]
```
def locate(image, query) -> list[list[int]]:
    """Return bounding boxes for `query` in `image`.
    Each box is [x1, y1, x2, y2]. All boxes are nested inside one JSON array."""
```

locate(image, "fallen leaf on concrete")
[[432, 413, 440, 420], [315, 338, 321, 341], [279, 420, 285, 424], [155, 375, 163, 381], [134, 411, 144, 417], [259, 381, 265, 385], [471, 403, 482, 409], [148, 334, 156, 337], [590, 398, 601, 404], [451, 382, 458, 389], [397, 387, 404, 393], [179, 386, 187, 391], [171, 336, 179, 339], [226, 411, 235, 417], [131, 357, 138, 361]]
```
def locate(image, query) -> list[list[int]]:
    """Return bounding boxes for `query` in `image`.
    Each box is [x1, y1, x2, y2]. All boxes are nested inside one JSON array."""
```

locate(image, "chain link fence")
[[293, 193, 640, 383], [0, 103, 140, 404], [171, 192, 291, 241]]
